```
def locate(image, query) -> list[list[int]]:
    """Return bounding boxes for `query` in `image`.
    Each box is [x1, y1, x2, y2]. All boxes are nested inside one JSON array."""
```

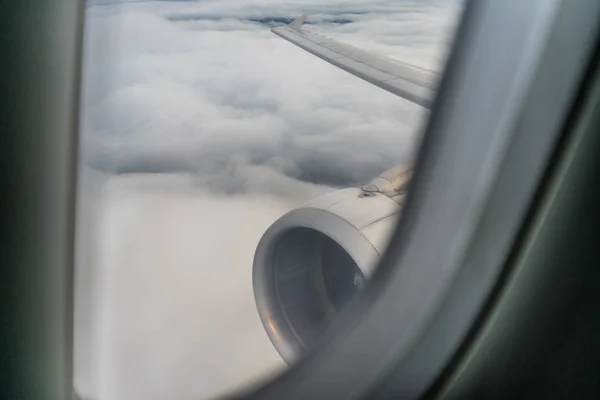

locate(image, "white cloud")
[[74, 1, 462, 399]]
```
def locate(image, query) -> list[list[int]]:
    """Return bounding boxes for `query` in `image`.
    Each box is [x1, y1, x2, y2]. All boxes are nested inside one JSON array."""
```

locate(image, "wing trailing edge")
[[272, 16, 439, 109]]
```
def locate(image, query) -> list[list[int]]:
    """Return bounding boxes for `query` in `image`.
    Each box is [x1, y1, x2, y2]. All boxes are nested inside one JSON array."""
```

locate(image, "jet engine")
[[253, 165, 411, 363]]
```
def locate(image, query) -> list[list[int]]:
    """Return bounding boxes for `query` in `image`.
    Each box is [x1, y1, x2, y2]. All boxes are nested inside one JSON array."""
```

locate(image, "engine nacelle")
[[253, 181, 407, 363]]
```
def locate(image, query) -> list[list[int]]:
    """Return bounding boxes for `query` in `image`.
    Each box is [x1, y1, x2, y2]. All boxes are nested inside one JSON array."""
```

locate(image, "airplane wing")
[[272, 15, 439, 109]]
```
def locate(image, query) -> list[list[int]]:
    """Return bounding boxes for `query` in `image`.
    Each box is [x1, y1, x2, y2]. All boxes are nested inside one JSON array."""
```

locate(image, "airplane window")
[[73, 1, 464, 399]]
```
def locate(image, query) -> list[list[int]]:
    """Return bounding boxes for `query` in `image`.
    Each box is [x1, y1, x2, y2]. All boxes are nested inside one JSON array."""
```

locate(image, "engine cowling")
[[253, 166, 410, 363]]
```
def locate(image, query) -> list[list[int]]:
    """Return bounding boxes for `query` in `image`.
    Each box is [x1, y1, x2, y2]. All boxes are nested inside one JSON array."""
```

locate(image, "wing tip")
[[289, 14, 308, 31]]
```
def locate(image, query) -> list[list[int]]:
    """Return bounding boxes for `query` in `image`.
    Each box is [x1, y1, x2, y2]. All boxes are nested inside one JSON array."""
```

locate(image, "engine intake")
[[253, 186, 404, 363]]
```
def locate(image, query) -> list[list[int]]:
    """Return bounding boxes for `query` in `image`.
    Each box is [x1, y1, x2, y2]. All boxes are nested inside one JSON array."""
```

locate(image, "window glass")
[[74, 1, 463, 399]]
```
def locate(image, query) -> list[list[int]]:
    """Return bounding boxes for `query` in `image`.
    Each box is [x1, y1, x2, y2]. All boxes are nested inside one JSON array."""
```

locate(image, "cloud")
[[74, 1, 462, 399], [80, 0, 461, 192], [75, 170, 291, 400]]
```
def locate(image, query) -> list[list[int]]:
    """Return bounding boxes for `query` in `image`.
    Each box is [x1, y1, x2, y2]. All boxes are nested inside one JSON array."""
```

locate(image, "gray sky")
[[74, 1, 462, 399]]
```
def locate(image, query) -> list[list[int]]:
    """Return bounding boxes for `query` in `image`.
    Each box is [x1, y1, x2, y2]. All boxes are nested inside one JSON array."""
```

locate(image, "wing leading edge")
[[272, 15, 439, 109]]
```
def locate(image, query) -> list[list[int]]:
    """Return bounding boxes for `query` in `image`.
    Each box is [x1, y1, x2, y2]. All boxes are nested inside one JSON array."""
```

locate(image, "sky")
[[74, 1, 462, 399]]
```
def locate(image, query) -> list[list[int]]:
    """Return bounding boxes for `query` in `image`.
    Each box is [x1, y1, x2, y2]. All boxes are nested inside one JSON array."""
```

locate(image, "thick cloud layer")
[[81, 0, 460, 192], [74, 1, 461, 399]]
